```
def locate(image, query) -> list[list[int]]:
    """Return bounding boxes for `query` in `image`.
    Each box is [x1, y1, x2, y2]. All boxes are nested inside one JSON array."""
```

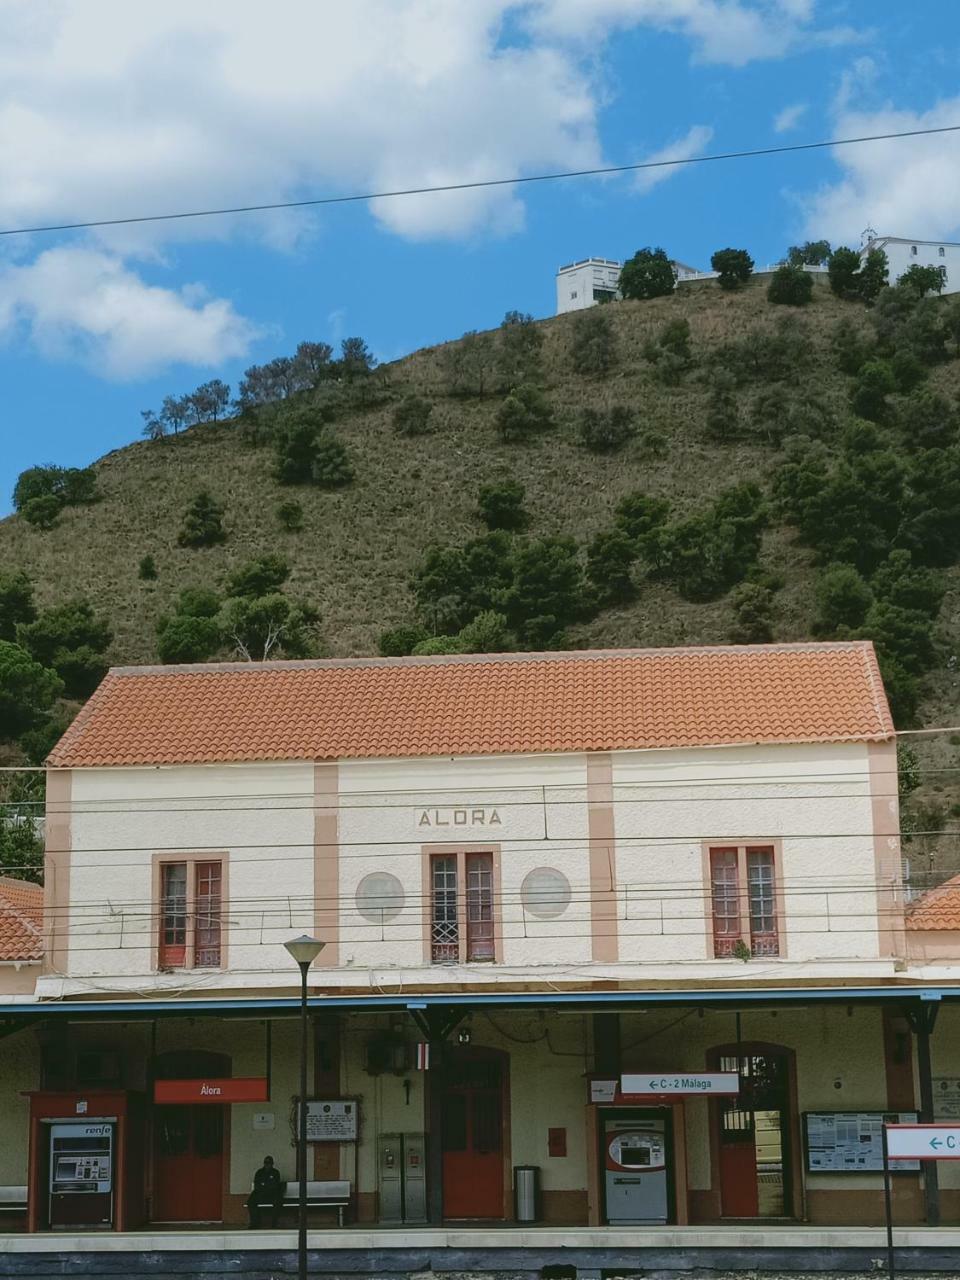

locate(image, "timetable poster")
[[804, 1111, 920, 1173]]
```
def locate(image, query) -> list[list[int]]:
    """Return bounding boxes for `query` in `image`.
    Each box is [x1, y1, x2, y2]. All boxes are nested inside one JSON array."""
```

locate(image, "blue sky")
[[2, 1, 960, 512]]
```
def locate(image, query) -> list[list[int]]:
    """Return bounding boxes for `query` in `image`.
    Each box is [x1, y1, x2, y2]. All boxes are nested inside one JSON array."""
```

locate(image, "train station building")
[[3, 643, 960, 1273]]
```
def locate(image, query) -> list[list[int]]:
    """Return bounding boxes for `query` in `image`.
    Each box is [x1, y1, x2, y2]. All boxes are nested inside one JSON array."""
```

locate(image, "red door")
[[153, 1105, 224, 1222], [442, 1056, 505, 1219]]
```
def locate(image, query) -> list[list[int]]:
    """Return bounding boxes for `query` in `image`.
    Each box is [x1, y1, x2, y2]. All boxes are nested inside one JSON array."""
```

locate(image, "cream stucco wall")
[[48, 739, 895, 994]]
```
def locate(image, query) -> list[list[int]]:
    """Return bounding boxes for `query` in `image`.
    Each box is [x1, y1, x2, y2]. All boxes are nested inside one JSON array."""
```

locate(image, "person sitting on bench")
[[247, 1155, 285, 1227]]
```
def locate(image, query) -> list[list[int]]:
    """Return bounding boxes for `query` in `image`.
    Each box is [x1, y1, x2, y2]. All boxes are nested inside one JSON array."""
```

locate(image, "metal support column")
[[907, 999, 941, 1227]]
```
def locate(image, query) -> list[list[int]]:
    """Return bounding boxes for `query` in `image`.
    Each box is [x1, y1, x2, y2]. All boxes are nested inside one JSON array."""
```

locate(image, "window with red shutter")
[[158, 859, 223, 969], [710, 844, 779, 958], [430, 851, 498, 964], [710, 848, 742, 958], [465, 852, 495, 961], [194, 861, 222, 967], [159, 863, 187, 968]]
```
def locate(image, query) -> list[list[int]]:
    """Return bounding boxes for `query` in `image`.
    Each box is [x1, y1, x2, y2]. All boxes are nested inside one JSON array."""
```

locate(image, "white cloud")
[[773, 102, 807, 133], [0, 248, 259, 379], [634, 124, 714, 192], [0, 2, 858, 378], [800, 98, 960, 245], [526, 0, 858, 67]]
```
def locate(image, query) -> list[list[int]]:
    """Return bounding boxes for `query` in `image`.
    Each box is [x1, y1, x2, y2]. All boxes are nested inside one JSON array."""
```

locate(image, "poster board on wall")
[[297, 1098, 360, 1143], [803, 1111, 920, 1173]]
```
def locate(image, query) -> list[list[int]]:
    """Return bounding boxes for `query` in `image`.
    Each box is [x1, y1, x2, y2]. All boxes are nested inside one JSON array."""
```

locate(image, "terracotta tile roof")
[[0, 876, 43, 962], [47, 642, 893, 769], [907, 876, 960, 931]]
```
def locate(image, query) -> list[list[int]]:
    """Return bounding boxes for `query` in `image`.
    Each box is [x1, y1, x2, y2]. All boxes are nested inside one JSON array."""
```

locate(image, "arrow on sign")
[[931, 1138, 943, 1149]]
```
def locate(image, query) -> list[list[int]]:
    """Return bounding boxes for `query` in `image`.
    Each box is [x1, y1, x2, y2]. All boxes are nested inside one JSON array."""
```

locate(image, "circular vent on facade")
[[521, 867, 572, 919], [355, 872, 405, 922]]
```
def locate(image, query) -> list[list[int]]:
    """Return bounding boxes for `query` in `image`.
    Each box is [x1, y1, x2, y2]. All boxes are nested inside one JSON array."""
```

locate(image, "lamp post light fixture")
[[284, 934, 325, 1280]]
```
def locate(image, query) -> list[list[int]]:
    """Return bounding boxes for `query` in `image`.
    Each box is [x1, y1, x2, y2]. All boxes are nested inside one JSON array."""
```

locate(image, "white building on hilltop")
[[860, 232, 960, 295], [555, 255, 707, 314]]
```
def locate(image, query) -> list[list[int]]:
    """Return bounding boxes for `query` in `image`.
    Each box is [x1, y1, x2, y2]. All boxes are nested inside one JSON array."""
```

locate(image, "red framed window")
[[430, 851, 496, 964], [160, 863, 188, 968], [709, 845, 779, 958], [431, 855, 460, 964], [159, 860, 222, 969], [465, 853, 495, 961]]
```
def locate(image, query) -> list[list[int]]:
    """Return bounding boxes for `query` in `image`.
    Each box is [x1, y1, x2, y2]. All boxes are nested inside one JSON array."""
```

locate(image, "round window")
[[355, 872, 405, 923], [521, 867, 572, 919]]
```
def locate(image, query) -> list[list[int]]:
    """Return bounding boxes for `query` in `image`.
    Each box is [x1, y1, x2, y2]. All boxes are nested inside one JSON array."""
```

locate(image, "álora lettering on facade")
[[418, 808, 501, 828]]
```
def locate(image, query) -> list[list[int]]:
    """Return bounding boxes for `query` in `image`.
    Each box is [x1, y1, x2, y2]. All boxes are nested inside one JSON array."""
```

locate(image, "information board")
[[934, 1078, 960, 1120], [300, 1098, 359, 1143], [804, 1111, 920, 1173]]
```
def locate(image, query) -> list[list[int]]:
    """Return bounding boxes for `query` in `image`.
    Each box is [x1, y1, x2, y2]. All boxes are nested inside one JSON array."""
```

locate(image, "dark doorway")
[[710, 1045, 794, 1219], [440, 1049, 507, 1219], [151, 1051, 228, 1223]]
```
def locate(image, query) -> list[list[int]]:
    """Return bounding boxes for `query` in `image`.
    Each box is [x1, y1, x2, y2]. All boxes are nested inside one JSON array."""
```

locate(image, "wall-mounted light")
[[457, 1026, 472, 1045]]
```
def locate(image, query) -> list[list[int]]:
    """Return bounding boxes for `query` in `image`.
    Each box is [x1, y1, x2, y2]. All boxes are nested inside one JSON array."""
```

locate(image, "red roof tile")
[[0, 876, 43, 962], [907, 876, 960, 931], [46, 642, 893, 769]]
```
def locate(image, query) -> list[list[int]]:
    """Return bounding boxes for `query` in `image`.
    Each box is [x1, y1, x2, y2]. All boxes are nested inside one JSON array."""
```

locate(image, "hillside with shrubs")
[[2, 253, 960, 881]]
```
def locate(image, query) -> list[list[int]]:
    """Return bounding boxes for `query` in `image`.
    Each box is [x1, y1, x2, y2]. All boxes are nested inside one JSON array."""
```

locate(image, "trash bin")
[[514, 1165, 540, 1222]]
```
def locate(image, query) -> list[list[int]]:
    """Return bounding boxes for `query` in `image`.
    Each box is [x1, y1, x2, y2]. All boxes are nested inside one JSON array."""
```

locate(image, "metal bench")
[[252, 1179, 351, 1227], [0, 1186, 27, 1216]]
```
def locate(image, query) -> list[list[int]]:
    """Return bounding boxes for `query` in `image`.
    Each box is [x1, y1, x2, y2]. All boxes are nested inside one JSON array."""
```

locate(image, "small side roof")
[[47, 642, 894, 770], [0, 877, 43, 962], [907, 877, 960, 931]]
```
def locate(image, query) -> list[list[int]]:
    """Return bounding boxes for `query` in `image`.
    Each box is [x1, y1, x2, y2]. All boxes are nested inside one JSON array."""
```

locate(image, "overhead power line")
[[1, 124, 959, 239]]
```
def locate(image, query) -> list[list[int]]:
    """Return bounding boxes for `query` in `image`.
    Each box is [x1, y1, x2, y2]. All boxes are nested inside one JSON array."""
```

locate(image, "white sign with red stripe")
[[621, 1072, 740, 1096], [886, 1124, 960, 1160]]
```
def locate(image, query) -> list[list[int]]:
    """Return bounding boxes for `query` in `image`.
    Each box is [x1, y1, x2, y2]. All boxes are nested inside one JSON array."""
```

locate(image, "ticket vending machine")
[[48, 1121, 114, 1229], [377, 1132, 427, 1223], [603, 1114, 669, 1225]]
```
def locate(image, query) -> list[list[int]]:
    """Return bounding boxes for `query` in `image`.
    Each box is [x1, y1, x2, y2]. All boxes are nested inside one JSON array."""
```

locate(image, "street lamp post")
[[284, 934, 325, 1280]]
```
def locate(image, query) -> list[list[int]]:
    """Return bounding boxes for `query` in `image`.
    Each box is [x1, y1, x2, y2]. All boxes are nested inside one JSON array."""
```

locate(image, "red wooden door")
[[153, 1105, 224, 1222], [442, 1058, 504, 1219]]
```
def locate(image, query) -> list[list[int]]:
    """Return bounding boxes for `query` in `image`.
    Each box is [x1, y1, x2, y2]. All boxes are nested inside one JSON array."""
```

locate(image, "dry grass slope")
[[1, 277, 958, 738]]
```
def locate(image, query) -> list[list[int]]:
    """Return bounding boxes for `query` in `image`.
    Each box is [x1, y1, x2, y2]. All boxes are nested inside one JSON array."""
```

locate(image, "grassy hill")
[[2, 273, 960, 870]]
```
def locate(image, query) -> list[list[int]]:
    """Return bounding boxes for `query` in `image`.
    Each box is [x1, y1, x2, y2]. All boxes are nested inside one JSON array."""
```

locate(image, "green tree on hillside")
[[767, 264, 813, 306], [577, 405, 635, 453], [570, 309, 617, 375], [0, 641, 63, 741], [827, 246, 861, 299], [478, 481, 527, 531], [496, 384, 553, 442], [586, 530, 638, 604], [443, 330, 495, 396], [177, 490, 226, 547], [711, 248, 754, 290], [858, 248, 889, 303], [18, 599, 113, 699], [339, 337, 377, 380], [619, 247, 676, 300], [898, 264, 945, 297], [156, 615, 221, 664], [225, 555, 291, 598], [0, 572, 36, 641], [497, 312, 544, 387], [218, 594, 319, 661], [788, 240, 831, 267], [392, 395, 434, 437]]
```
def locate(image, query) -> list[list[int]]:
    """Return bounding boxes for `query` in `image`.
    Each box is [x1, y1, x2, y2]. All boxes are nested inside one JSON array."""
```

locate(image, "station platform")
[[6, 1225, 960, 1276]]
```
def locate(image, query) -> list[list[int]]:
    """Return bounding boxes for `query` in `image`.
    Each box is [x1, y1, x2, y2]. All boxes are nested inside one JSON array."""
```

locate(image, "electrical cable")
[[2, 124, 959, 239]]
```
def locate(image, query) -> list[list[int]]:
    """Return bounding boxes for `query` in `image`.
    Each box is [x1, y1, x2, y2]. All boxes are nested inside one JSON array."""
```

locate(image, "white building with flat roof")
[[861, 234, 960, 294], [555, 256, 713, 314]]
